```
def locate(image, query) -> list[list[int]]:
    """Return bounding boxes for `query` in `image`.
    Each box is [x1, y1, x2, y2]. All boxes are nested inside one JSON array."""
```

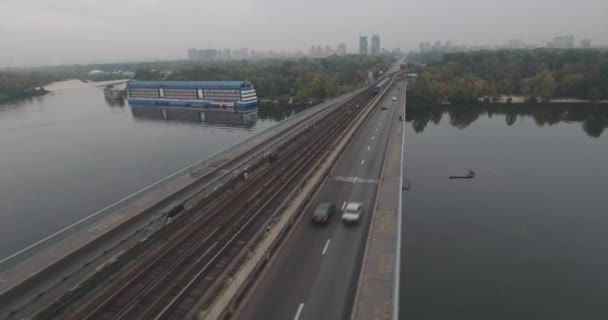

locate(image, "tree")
[[537, 70, 557, 102], [448, 76, 485, 105], [587, 87, 601, 103], [407, 73, 443, 105]]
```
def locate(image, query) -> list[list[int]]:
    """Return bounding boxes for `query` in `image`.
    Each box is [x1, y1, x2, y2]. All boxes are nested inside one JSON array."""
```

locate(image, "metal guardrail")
[[201, 86, 386, 319], [0, 89, 366, 270], [393, 82, 407, 320]]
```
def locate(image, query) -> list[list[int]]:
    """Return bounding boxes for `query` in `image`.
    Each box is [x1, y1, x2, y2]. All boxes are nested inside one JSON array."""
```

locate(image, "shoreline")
[[43, 79, 130, 92], [478, 94, 608, 104]]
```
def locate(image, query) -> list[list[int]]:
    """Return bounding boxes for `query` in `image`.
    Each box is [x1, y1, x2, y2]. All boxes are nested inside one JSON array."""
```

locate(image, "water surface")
[[400, 105, 608, 319], [0, 87, 305, 264]]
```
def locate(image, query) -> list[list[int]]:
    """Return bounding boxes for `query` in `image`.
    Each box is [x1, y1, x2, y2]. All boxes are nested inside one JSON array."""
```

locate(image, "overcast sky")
[[1, 0, 607, 67]]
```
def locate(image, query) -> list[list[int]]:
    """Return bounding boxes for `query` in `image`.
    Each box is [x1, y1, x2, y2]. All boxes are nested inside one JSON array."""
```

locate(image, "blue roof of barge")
[[128, 80, 248, 89]]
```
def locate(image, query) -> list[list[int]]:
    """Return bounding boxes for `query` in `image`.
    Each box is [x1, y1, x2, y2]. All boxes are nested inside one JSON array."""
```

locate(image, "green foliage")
[[448, 76, 486, 105], [588, 87, 602, 102], [523, 70, 557, 102], [406, 73, 443, 105], [1, 55, 392, 104], [153, 55, 391, 102], [0, 72, 54, 103], [407, 48, 608, 105]]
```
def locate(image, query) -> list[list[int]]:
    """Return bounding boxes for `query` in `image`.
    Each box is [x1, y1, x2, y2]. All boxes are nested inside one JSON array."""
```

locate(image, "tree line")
[[407, 48, 608, 105], [0, 71, 56, 103], [406, 104, 608, 138], [135, 55, 392, 103], [1, 55, 392, 104]]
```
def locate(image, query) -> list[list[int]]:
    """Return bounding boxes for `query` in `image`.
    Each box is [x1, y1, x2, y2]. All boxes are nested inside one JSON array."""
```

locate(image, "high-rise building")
[[547, 36, 574, 49], [433, 41, 442, 51], [371, 34, 380, 55], [580, 39, 592, 49], [198, 49, 217, 60], [507, 39, 525, 49], [187, 48, 198, 60], [359, 36, 368, 55], [309, 45, 317, 57], [324, 45, 333, 56], [233, 48, 250, 60], [220, 48, 231, 60], [337, 43, 347, 55], [419, 41, 431, 52]]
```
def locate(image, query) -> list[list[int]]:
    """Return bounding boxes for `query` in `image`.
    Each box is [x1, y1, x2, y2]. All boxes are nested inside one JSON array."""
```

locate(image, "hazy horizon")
[[1, 0, 607, 67]]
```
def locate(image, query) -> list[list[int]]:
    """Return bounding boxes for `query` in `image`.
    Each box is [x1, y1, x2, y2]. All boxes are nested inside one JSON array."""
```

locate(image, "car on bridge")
[[342, 202, 363, 224], [311, 202, 336, 224]]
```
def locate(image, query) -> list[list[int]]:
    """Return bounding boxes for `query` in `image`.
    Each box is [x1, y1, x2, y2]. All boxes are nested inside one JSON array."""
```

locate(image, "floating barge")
[[126, 80, 258, 112]]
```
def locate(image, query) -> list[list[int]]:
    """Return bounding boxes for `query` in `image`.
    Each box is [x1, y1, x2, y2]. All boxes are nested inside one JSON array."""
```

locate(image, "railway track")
[[34, 88, 377, 320]]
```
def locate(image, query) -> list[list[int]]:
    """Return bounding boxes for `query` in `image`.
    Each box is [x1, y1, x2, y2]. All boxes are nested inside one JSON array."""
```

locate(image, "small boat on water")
[[103, 86, 124, 100], [449, 170, 476, 179]]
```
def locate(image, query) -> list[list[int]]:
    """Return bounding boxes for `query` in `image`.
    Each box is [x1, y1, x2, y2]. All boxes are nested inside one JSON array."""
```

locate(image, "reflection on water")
[[130, 105, 258, 129], [104, 96, 125, 108], [129, 103, 313, 130], [406, 104, 608, 138]]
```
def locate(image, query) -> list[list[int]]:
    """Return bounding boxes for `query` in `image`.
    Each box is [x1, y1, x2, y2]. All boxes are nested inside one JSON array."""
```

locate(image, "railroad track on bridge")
[[33, 88, 376, 320]]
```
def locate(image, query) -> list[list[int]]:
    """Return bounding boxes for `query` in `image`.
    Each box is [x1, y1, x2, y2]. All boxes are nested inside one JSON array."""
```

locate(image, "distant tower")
[[371, 34, 381, 55], [359, 36, 368, 55], [187, 48, 198, 60], [580, 39, 592, 49], [337, 43, 347, 55]]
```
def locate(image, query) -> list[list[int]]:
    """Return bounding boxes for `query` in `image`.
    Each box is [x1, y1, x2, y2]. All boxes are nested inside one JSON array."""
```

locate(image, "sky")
[[1, 0, 607, 67]]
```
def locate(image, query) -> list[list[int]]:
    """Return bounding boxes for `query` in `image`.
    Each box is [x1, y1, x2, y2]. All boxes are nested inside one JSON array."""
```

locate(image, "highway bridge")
[[0, 64, 407, 320]]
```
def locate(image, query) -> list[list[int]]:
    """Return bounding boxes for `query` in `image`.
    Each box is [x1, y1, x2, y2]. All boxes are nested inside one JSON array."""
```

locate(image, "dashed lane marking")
[[334, 176, 380, 184], [322, 239, 331, 255], [294, 303, 305, 320]]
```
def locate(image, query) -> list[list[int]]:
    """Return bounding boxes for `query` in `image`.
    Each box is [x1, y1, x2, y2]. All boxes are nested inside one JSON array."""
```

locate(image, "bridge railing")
[[0, 88, 366, 270]]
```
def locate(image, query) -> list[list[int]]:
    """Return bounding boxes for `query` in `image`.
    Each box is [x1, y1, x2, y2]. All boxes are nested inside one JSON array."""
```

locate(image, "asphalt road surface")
[[237, 82, 405, 320]]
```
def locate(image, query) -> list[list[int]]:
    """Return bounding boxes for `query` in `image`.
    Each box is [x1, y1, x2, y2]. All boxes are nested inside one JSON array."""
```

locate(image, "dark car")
[[310, 202, 336, 224]]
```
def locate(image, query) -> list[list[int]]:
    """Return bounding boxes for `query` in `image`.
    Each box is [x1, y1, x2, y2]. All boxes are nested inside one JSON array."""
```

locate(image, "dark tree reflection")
[[406, 104, 608, 138]]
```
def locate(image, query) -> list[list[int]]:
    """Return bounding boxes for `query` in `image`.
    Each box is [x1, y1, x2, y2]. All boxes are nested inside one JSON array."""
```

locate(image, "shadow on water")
[[104, 96, 125, 108], [406, 104, 608, 138], [129, 103, 313, 130], [130, 105, 259, 130]]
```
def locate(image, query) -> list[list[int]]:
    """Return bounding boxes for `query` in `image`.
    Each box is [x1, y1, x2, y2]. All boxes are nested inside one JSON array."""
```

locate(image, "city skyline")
[[2, 0, 607, 67]]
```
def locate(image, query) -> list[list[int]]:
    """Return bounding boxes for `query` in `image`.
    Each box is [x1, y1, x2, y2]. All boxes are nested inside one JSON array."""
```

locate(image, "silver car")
[[342, 202, 363, 223]]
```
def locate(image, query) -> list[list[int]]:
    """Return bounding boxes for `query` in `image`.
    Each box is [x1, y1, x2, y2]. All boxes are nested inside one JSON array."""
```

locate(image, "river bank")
[[43, 79, 130, 92], [479, 95, 608, 104]]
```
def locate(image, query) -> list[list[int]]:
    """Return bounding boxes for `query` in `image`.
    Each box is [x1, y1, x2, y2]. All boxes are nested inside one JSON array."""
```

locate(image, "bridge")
[[0, 63, 407, 320]]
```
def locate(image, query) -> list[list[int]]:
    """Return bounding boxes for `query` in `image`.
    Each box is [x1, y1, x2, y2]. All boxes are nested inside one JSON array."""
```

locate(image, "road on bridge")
[[236, 80, 406, 320]]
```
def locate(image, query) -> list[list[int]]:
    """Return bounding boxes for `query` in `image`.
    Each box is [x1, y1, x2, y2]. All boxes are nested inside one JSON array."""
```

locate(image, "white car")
[[342, 202, 364, 223], [392, 96, 397, 101]]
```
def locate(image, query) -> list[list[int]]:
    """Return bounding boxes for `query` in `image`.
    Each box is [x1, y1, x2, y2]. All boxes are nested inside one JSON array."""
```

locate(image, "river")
[[0, 86, 307, 265], [400, 105, 608, 319]]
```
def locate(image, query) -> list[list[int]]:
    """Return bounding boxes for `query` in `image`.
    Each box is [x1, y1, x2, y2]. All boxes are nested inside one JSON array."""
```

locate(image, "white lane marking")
[[361, 160, 365, 165], [367, 146, 371, 151], [294, 303, 305, 320], [322, 239, 331, 255], [341, 201, 347, 211], [372, 136, 375, 140]]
